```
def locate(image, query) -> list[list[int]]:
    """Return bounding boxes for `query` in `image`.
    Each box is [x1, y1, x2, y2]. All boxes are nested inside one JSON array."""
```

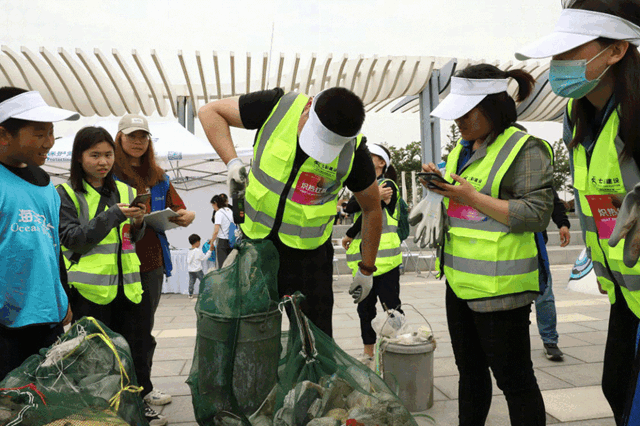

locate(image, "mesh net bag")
[[245, 293, 419, 426], [187, 238, 282, 425], [0, 317, 147, 426]]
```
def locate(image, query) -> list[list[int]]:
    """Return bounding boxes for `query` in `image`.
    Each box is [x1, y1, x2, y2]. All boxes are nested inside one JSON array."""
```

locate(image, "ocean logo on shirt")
[[10, 209, 57, 247]]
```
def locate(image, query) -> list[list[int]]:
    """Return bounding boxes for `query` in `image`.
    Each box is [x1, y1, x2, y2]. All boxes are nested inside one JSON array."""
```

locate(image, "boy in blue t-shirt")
[[0, 87, 80, 380]]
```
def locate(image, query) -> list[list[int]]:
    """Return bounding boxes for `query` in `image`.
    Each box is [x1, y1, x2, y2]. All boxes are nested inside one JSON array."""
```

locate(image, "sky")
[[0, 0, 565, 150]]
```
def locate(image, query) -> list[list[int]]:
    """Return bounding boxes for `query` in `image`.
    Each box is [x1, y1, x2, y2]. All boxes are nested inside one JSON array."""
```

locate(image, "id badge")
[[122, 223, 134, 250], [585, 194, 624, 239], [447, 198, 487, 222]]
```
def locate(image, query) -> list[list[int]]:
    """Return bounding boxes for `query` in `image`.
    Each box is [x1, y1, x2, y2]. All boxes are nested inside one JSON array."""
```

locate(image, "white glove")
[[349, 270, 373, 304], [411, 192, 445, 249], [226, 157, 248, 194], [609, 183, 640, 267]]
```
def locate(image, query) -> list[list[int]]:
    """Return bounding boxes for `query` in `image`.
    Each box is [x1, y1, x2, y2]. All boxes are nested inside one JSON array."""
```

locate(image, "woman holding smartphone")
[[57, 126, 157, 421], [420, 64, 554, 425]]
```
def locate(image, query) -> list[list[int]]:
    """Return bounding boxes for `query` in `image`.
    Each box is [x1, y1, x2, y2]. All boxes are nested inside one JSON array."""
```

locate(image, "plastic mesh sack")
[[245, 293, 419, 426], [187, 238, 281, 425], [0, 317, 147, 425]]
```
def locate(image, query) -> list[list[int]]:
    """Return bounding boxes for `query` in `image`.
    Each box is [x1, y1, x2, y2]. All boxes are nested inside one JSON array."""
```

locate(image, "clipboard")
[[144, 208, 180, 231]]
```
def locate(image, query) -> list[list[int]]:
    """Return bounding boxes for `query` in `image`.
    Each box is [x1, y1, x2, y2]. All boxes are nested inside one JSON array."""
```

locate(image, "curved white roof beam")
[[134, 49, 169, 117], [39, 47, 93, 116], [151, 49, 178, 116], [17, 46, 68, 109], [94, 48, 138, 114], [59, 48, 111, 117], [76, 48, 125, 116]]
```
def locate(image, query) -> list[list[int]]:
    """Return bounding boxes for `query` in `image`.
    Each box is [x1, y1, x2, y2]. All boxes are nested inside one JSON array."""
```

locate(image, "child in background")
[[187, 234, 212, 299]]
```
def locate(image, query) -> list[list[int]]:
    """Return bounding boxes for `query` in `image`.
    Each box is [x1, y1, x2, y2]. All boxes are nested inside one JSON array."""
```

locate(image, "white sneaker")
[[357, 353, 375, 370], [144, 403, 168, 426], [144, 389, 172, 406]]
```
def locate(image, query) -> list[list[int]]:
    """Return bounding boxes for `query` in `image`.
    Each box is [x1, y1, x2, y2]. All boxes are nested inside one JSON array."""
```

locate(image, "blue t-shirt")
[[0, 164, 68, 328]]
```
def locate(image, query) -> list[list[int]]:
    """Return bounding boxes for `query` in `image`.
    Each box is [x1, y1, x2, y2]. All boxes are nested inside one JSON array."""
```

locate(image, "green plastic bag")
[[187, 238, 281, 425]]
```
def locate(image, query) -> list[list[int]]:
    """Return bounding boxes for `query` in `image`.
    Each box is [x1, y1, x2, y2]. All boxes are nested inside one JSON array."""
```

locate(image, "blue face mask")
[[549, 46, 612, 99]]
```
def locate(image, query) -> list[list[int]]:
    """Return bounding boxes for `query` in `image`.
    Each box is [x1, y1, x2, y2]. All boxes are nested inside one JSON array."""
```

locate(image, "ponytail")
[[506, 69, 536, 102]]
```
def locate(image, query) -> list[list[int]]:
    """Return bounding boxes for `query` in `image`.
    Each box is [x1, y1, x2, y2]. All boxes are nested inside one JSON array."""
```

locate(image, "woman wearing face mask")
[[342, 144, 403, 366], [421, 64, 554, 425], [516, 1, 640, 423]]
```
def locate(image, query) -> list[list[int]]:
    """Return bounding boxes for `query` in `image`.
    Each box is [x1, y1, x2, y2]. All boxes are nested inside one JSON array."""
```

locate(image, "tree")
[[441, 124, 460, 162], [383, 141, 422, 204], [552, 138, 571, 193]]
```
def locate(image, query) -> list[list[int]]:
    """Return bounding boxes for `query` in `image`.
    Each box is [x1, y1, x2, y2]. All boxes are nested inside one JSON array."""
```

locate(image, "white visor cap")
[[0, 91, 80, 124], [430, 78, 509, 120], [368, 143, 391, 167], [299, 90, 360, 164], [516, 9, 640, 60]]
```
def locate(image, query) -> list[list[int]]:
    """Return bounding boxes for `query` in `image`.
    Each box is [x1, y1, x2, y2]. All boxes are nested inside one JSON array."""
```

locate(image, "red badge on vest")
[[585, 194, 623, 239], [122, 224, 134, 250]]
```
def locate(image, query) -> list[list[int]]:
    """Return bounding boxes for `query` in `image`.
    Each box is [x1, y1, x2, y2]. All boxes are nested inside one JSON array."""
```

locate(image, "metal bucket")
[[196, 308, 282, 415], [382, 340, 435, 412]]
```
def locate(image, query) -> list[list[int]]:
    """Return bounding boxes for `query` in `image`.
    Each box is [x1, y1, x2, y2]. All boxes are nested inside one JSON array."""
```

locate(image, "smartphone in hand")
[[417, 172, 449, 190], [129, 193, 151, 208]]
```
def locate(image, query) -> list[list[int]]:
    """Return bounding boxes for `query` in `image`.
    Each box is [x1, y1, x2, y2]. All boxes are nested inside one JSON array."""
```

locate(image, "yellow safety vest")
[[442, 126, 552, 300], [346, 179, 403, 277], [241, 92, 361, 249], [568, 100, 640, 318], [60, 180, 142, 305]]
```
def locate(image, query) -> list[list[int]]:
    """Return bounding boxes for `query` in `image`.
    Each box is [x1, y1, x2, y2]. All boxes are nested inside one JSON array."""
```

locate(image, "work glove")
[[226, 157, 249, 194], [349, 270, 373, 304], [410, 193, 445, 249], [609, 183, 640, 268]]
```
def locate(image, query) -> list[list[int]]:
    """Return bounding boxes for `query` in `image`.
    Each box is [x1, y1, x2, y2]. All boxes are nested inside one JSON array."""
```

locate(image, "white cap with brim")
[[299, 90, 359, 164], [368, 143, 391, 168], [0, 91, 80, 124], [430, 77, 509, 120], [516, 9, 640, 60]]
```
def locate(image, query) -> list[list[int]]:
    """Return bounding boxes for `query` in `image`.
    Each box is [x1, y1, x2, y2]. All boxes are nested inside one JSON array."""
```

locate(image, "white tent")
[[44, 119, 253, 192]]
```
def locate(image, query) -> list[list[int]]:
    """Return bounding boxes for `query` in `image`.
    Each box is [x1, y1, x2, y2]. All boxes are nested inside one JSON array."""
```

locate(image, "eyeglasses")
[[124, 133, 150, 143]]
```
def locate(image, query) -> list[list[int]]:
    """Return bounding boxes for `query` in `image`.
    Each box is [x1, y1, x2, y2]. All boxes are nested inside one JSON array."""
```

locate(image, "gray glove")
[[226, 157, 249, 194], [349, 270, 373, 303], [410, 193, 445, 249], [609, 184, 640, 268]]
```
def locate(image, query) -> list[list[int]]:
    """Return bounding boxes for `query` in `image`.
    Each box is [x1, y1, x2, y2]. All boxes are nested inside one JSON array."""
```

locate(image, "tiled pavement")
[[151, 264, 616, 426]]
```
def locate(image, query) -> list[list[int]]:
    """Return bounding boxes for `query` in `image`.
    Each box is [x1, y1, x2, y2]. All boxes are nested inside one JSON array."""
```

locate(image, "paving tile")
[[151, 360, 187, 377], [541, 386, 613, 422], [153, 346, 196, 362], [571, 331, 608, 345], [562, 345, 606, 363], [160, 395, 196, 424], [156, 337, 197, 349], [555, 419, 616, 425], [531, 351, 585, 368], [539, 362, 604, 387], [556, 313, 601, 323], [433, 356, 458, 377], [580, 320, 611, 331], [534, 368, 574, 391], [151, 375, 192, 397], [157, 328, 197, 338], [554, 299, 610, 308]]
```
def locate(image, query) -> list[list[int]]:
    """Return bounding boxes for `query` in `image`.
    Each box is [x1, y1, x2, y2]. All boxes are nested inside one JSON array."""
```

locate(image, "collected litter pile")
[[0, 317, 148, 426], [188, 239, 419, 426]]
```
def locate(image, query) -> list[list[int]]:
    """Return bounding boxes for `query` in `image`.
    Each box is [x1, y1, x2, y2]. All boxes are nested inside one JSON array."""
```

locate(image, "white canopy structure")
[[0, 47, 563, 122]]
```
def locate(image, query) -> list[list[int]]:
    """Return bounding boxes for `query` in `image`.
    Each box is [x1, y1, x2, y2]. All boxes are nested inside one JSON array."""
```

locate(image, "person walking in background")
[[113, 114, 196, 418], [209, 193, 234, 269], [535, 188, 571, 361], [187, 234, 212, 299], [342, 143, 403, 368], [56, 126, 162, 424], [199, 86, 382, 337], [0, 87, 78, 380], [516, 0, 640, 422], [421, 64, 553, 425]]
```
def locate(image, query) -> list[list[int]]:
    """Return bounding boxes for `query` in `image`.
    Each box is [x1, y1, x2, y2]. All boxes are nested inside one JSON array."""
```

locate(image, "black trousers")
[[446, 284, 545, 426], [273, 237, 334, 337], [602, 284, 640, 425], [0, 322, 64, 381], [140, 266, 164, 397], [70, 283, 154, 398], [216, 238, 232, 269], [357, 266, 402, 345]]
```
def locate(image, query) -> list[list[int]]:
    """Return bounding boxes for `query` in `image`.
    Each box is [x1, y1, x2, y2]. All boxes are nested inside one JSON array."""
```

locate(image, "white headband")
[[368, 143, 391, 168], [0, 91, 79, 124], [516, 9, 640, 60], [556, 9, 640, 46], [450, 78, 509, 95], [431, 78, 509, 120], [298, 89, 359, 164]]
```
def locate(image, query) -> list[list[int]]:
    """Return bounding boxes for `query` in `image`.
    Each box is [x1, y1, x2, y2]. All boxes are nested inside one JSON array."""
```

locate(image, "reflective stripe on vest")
[[60, 180, 142, 305], [568, 99, 640, 317], [241, 91, 359, 249], [345, 179, 403, 276], [442, 127, 551, 300]]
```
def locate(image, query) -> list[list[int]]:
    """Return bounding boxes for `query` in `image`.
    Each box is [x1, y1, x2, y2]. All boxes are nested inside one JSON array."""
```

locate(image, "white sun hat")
[[299, 90, 360, 164], [516, 9, 640, 60], [368, 143, 391, 167], [430, 77, 509, 120], [0, 91, 80, 124]]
